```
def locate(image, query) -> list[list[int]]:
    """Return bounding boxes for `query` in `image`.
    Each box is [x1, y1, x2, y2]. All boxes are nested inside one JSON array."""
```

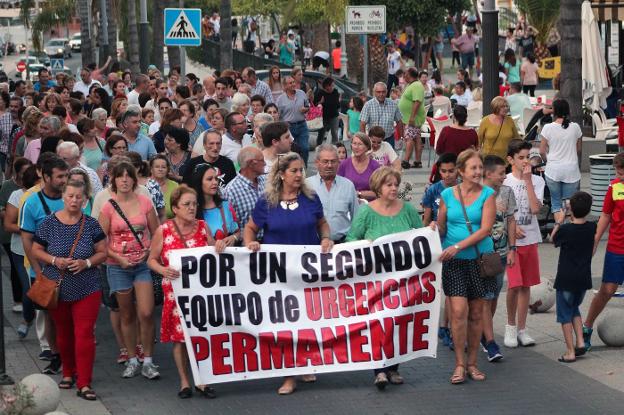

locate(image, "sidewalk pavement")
[[1, 158, 623, 415]]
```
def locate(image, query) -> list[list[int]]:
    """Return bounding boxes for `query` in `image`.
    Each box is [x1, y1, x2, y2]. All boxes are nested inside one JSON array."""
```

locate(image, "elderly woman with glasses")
[[478, 96, 519, 160], [338, 132, 381, 201], [244, 151, 332, 395]]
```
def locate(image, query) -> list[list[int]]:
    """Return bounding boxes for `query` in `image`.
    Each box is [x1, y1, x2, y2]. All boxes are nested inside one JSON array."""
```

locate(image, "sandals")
[[58, 378, 75, 389], [558, 355, 576, 363], [77, 387, 97, 401], [299, 374, 316, 383], [450, 365, 466, 384], [466, 366, 486, 381], [575, 347, 587, 357], [194, 385, 217, 399]]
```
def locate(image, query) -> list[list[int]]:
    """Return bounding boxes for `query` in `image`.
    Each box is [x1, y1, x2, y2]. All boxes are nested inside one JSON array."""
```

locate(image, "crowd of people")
[[0, 33, 617, 404]]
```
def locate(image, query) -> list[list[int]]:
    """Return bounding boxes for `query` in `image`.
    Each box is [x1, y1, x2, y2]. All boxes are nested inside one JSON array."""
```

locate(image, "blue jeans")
[[461, 52, 475, 69], [13, 252, 35, 323], [384, 135, 395, 149], [288, 120, 310, 167], [544, 176, 580, 213]]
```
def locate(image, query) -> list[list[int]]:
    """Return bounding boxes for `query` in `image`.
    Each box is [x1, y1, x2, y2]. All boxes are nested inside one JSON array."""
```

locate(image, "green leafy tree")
[[514, 0, 560, 43], [20, 0, 76, 51]]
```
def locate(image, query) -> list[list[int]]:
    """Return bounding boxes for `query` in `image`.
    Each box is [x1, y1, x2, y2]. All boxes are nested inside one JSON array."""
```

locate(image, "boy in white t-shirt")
[[368, 126, 400, 170], [503, 139, 545, 348]]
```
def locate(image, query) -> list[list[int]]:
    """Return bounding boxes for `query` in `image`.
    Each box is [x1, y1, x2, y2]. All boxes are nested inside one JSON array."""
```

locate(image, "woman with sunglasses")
[[244, 152, 332, 395], [190, 164, 240, 250]]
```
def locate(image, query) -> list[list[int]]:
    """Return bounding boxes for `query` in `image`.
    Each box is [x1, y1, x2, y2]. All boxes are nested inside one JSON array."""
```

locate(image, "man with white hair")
[[359, 81, 403, 148], [56, 141, 103, 194], [223, 146, 267, 231], [103, 72, 120, 96]]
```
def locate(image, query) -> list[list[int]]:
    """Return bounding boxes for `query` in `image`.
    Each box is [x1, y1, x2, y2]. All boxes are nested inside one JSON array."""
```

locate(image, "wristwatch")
[[85, 259, 92, 269], [453, 244, 461, 251], [509, 246, 517, 251]]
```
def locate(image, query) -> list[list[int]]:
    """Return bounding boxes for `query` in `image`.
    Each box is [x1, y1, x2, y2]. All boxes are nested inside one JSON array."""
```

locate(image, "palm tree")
[[152, 0, 165, 71], [558, 0, 582, 123], [220, 0, 232, 70], [77, 0, 94, 66], [107, 0, 118, 62], [127, 0, 140, 74]]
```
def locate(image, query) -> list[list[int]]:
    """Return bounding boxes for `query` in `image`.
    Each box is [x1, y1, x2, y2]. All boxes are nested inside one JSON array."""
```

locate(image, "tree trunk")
[[559, 0, 582, 125], [107, 0, 118, 61], [310, 22, 330, 57], [368, 34, 386, 92], [152, 0, 164, 71], [78, 0, 94, 66], [219, 0, 232, 71], [127, 0, 140, 75], [346, 33, 362, 86]]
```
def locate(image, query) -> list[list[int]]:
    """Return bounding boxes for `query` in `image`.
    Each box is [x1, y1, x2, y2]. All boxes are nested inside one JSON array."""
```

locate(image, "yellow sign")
[[538, 56, 561, 80]]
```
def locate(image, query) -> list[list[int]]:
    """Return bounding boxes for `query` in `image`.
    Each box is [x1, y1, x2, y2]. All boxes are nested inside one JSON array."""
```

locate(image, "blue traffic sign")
[[50, 58, 64, 74], [164, 8, 202, 46]]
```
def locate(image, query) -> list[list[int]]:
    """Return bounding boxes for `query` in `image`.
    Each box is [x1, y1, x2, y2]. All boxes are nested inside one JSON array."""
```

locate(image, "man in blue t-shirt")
[[33, 68, 58, 92], [122, 108, 157, 160], [20, 155, 68, 376]]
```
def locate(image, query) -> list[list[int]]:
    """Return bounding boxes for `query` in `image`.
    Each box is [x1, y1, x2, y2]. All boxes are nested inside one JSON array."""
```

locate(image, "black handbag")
[[108, 199, 163, 306], [456, 186, 504, 278]]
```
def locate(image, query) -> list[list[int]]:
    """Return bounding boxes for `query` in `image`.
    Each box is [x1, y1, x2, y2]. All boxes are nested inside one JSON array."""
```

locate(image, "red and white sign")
[[170, 228, 442, 385], [16, 61, 26, 72]]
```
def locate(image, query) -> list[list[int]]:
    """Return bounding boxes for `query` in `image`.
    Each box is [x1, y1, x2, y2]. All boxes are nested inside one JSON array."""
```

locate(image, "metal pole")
[[0, 260, 15, 385], [340, 25, 348, 78], [100, 0, 109, 62], [481, 0, 499, 117], [179, 0, 186, 75], [363, 34, 368, 94], [139, 0, 149, 73]]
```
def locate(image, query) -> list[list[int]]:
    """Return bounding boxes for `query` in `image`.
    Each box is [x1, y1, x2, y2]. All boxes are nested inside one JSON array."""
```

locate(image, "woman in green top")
[[346, 166, 423, 390], [477, 97, 519, 161], [503, 49, 521, 84], [149, 155, 179, 219]]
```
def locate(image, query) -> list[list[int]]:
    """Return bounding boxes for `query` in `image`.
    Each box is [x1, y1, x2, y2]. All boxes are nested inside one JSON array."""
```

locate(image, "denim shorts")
[[483, 256, 506, 300], [556, 290, 585, 324], [544, 176, 580, 213], [107, 262, 153, 294]]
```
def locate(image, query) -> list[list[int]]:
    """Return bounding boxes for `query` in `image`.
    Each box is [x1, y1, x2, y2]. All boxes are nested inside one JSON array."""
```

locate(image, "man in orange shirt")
[[331, 41, 342, 74]]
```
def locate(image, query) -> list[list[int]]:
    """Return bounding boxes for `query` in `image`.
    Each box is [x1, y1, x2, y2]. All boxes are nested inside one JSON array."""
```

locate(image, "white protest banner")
[[169, 228, 442, 385]]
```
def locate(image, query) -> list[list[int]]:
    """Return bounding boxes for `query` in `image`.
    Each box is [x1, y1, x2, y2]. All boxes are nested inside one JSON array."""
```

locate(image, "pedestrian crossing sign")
[[50, 58, 64, 74], [164, 8, 202, 46]]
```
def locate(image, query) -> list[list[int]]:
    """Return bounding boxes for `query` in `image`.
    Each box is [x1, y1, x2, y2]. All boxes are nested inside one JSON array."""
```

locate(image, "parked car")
[[69, 33, 81, 52], [255, 69, 365, 114], [29, 51, 51, 67], [43, 38, 72, 59]]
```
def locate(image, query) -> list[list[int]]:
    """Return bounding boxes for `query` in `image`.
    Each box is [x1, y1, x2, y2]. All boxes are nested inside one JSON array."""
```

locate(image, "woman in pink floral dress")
[[148, 185, 216, 399]]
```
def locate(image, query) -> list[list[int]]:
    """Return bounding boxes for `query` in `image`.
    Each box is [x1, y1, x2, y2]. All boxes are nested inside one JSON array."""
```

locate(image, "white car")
[[44, 38, 72, 59], [69, 33, 81, 52]]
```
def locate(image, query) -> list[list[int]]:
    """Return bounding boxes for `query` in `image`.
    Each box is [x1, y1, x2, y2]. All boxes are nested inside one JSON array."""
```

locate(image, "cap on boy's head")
[[507, 139, 532, 158], [569, 191, 592, 219], [483, 155, 506, 173]]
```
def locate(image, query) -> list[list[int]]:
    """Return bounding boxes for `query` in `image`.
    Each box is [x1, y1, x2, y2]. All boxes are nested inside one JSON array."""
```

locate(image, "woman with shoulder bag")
[[98, 161, 160, 380], [31, 180, 107, 400], [148, 185, 225, 399], [432, 149, 497, 384]]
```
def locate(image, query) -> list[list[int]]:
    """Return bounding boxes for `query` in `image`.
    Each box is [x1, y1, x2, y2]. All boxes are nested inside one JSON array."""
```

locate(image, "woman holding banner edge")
[[244, 151, 333, 395], [431, 149, 497, 384], [346, 166, 423, 390], [148, 185, 219, 399]]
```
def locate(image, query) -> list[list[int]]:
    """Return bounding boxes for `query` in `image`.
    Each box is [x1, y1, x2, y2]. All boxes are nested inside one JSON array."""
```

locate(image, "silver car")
[[44, 38, 72, 59]]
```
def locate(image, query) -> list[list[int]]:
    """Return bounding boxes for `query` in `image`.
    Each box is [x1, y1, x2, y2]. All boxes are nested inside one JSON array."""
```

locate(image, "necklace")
[[280, 194, 299, 210]]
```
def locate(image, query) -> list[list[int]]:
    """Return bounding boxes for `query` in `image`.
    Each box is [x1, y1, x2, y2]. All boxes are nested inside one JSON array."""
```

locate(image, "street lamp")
[[481, 0, 499, 116]]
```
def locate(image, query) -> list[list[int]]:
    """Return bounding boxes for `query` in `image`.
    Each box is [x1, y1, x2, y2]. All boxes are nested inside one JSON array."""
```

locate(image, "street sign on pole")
[[16, 61, 26, 72], [345, 6, 386, 34], [164, 8, 202, 47], [50, 58, 64, 75]]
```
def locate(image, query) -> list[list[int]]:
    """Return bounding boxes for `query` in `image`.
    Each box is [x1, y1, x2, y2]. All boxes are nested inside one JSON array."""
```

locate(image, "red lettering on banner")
[[321, 286, 339, 319], [408, 275, 423, 305], [232, 332, 258, 372], [211, 333, 232, 375], [421, 272, 437, 303], [191, 336, 209, 361], [398, 278, 410, 306], [348, 322, 371, 362], [354, 283, 369, 315], [367, 281, 384, 313], [320, 326, 349, 364], [304, 288, 322, 321], [370, 317, 395, 361], [412, 311, 430, 351], [259, 331, 295, 370], [296, 329, 323, 367], [383, 279, 400, 309], [394, 314, 414, 355], [337, 284, 355, 317]]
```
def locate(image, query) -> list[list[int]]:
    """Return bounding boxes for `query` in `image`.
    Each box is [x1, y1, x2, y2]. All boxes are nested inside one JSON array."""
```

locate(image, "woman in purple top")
[[337, 132, 380, 201], [244, 152, 333, 396]]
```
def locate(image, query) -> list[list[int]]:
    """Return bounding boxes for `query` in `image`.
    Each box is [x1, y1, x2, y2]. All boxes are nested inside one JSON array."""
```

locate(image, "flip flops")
[[558, 355, 576, 363]]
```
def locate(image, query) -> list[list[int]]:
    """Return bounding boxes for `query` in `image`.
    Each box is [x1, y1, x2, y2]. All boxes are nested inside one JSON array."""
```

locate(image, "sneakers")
[[387, 370, 404, 385], [401, 160, 411, 170], [504, 325, 518, 348], [17, 323, 30, 339], [135, 344, 145, 363], [42, 354, 62, 374], [485, 341, 504, 362], [438, 327, 451, 347], [448, 336, 455, 351], [141, 362, 161, 380], [582, 326, 593, 351], [374, 372, 388, 390], [12, 304, 23, 313], [517, 329, 536, 347], [38, 350, 53, 361], [122, 360, 142, 378], [117, 348, 129, 364]]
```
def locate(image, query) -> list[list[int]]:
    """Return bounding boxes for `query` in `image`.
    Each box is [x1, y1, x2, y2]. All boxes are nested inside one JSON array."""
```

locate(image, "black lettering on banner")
[[335, 250, 353, 280], [177, 295, 191, 327], [248, 292, 263, 325], [320, 253, 334, 282], [373, 244, 393, 274], [354, 247, 373, 276], [412, 236, 432, 269], [180, 256, 196, 288], [190, 295, 208, 331], [301, 252, 319, 283], [392, 240, 413, 271], [207, 295, 224, 326], [250, 252, 287, 284], [268, 290, 300, 323]]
